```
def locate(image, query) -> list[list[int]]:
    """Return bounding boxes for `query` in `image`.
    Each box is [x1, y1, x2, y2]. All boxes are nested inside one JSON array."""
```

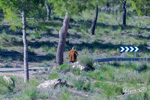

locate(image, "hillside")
[[0, 8, 150, 100]]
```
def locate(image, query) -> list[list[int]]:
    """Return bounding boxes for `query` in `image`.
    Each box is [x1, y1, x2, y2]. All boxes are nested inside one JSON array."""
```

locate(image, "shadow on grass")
[[10, 40, 58, 48], [0, 49, 55, 62], [67, 32, 82, 39], [67, 41, 150, 53], [0, 65, 13, 68], [72, 19, 150, 32], [28, 41, 57, 48], [129, 34, 150, 40], [136, 64, 148, 73]]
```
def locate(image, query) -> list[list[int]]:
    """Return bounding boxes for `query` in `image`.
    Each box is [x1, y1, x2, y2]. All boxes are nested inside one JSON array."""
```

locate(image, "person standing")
[[68, 47, 78, 63]]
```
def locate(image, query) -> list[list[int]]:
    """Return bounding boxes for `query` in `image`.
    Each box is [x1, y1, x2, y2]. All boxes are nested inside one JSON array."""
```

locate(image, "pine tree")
[[0, 0, 44, 83]]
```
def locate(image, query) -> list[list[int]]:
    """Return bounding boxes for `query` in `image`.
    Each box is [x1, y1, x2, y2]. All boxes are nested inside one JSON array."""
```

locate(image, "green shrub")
[[60, 89, 70, 100], [80, 48, 90, 55], [92, 81, 102, 88], [73, 77, 92, 92], [15, 80, 38, 100], [28, 46, 35, 55], [48, 72, 59, 80], [39, 94, 48, 99], [98, 82, 123, 99], [34, 29, 42, 38], [41, 46, 49, 52], [0, 76, 15, 94], [0, 30, 11, 43], [82, 81, 91, 92], [70, 68, 81, 75], [59, 64, 71, 73], [29, 80, 39, 86], [85, 70, 102, 80], [73, 78, 84, 91], [78, 55, 94, 71], [122, 62, 137, 69], [136, 64, 148, 73], [60, 64, 67, 70], [135, 27, 140, 33], [84, 36, 90, 40], [104, 30, 109, 34], [80, 25, 88, 32], [49, 47, 57, 53], [21, 86, 37, 100]]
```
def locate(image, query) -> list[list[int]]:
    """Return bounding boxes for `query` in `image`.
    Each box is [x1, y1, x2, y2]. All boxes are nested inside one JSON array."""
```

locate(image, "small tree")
[[90, 0, 106, 35], [45, 0, 51, 21], [91, 4, 98, 35], [122, 0, 127, 26], [0, 0, 44, 83], [120, 0, 133, 26]]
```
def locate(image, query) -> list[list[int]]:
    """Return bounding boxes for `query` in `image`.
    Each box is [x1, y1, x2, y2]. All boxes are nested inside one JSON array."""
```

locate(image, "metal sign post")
[[134, 52, 136, 58], [123, 52, 125, 58]]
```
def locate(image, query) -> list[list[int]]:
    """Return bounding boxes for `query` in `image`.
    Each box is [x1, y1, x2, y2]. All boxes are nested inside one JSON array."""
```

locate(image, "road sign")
[[120, 46, 139, 53]]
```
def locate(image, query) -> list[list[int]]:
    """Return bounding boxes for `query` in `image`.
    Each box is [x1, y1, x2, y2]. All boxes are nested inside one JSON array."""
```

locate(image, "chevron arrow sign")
[[120, 46, 139, 52]]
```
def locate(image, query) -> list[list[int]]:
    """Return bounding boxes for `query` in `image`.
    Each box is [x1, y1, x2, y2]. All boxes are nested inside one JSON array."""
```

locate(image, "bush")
[[14, 80, 39, 100], [59, 64, 71, 73], [60, 64, 68, 70], [78, 55, 94, 71], [97, 82, 123, 99], [21, 86, 37, 100], [92, 81, 101, 88], [70, 68, 81, 75], [28, 46, 35, 55], [0, 76, 15, 94], [122, 62, 137, 69], [39, 94, 48, 99], [60, 89, 70, 100], [48, 72, 59, 80], [136, 64, 148, 73], [73, 77, 92, 92], [0, 30, 11, 43]]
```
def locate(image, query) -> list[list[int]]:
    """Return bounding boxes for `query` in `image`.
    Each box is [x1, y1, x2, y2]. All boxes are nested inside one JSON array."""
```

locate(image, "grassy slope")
[[0, 9, 150, 100]]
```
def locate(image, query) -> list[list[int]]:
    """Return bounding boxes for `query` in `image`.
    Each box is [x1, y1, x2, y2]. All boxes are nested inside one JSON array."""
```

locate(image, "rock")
[[3, 75, 15, 91], [38, 70, 46, 74], [3, 75, 15, 86], [37, 79, 67, 89], [72, 62, 85, 70], [93, 62, 102, 67]]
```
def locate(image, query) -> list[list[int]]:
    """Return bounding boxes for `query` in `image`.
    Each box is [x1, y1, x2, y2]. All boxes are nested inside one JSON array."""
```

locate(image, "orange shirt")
[[68, 49, 78, 62]]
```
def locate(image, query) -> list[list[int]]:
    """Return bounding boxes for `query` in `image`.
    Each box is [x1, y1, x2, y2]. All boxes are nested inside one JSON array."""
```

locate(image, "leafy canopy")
[[0, 0, 44, 30], [48, 0, 91, 17], [131, 0, 150, 16]]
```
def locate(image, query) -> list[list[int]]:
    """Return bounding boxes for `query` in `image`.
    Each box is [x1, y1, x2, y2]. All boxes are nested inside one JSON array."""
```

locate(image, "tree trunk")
[[145, 9, 148, 16], [22, 8, 29, 83], [144, 93, 148, 100], [123, 0, 127, 26], [45, 2, 51, 21], [56, 12, 70, 65], [106, 0, 110, 8], [91, 5, 98, 35]]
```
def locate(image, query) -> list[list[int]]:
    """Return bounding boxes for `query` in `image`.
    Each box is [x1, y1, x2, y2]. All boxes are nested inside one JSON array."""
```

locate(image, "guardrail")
[[0, 66, 51, 72], [94, 57, 150, 62]]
